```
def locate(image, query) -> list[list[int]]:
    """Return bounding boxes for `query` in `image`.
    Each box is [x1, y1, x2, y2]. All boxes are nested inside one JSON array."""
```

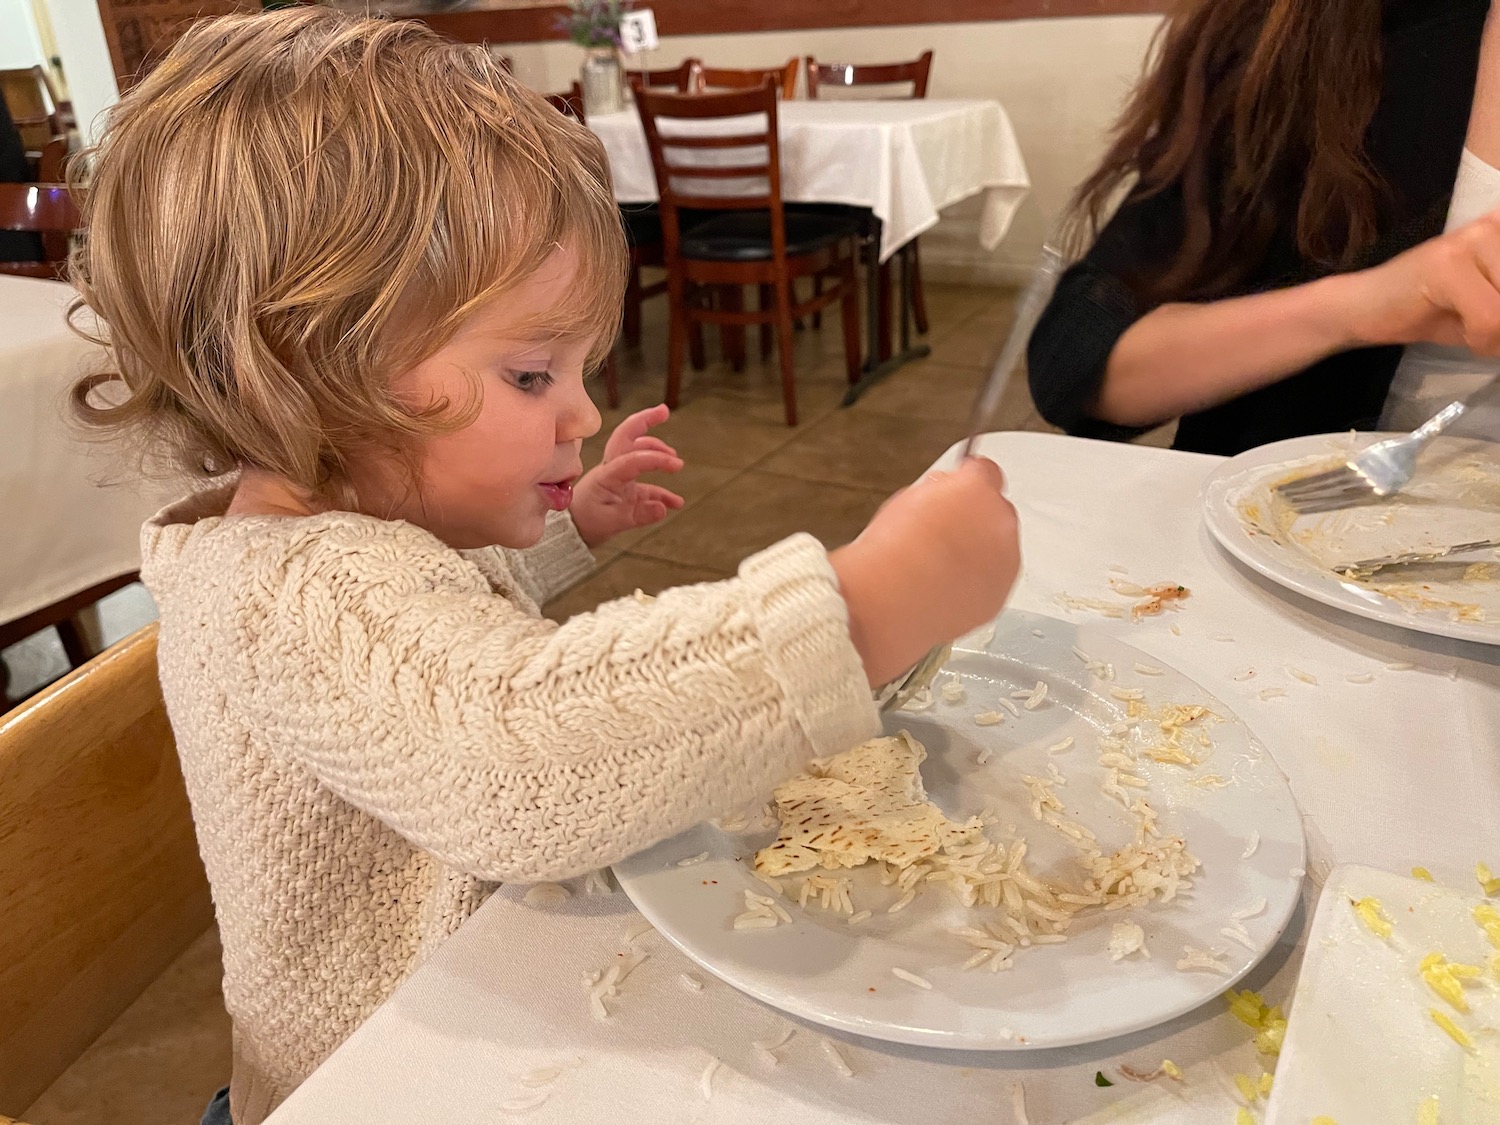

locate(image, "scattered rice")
[[1109, 578, 1148, 597], [1170, 622, 1182, 636], [624, 919, 655, 944], [1177, 946, 1230, 973], [976, 747, 994, 765], [1109, 563, 1129, 574], [518, 1067, 564, 1088], [699, 1056, 720, 1099], [1346, 673, 1375, 684], [891, 967, 933, 989], [1108, 921, 1147, 961], [757, 1048, 778, 1067], [500, 1091, 551, 1113], [900, 687, 935, 712], [1385, 662, 1415, 671], [999, 697, 1022, 717], [941, 680, 966, 703], [1233, 897, 1267, 920], [821, 1038, 854, 1078], [750, 869, 784, 895], [1214, 635, 1235, 643], [1072, 646, 1094, 664], [1220, 922, 1257, 950], [1232, 669, 1256, 681], [847, 909, 873, 925], [966, 623, 998, 648], [523, 883, 571, 908], [1111, 686, 1145, 701], [734, 888, 790, 930], [1286, 666, 1318, 685], [973, 711, 1004, 726], [1242, 832, 1260, 858], [1290, 867, 1306, 878], [1057, 592, 1127, 618], [753, 1027, 795, 1051], [1135, 663, 1165, 675], [677, 852, 710, 867], [1032, 628, 1046, 637], [680, 972, 704, 992], [584, 869, 613, 895], [1025, 681, 1050, 710], [631, 589, 654, 605], [1259, 688, 1287, 700], [1012, 1081, 1031, 1125], [888, 889, 917, 913], [1046, 737, 1075, 754]]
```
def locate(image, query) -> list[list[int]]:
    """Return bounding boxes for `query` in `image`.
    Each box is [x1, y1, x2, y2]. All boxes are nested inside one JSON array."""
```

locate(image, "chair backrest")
[[545, 81, 585, 122], [805, 50, 934, 100], [636, 80, 786, 263], [0, 624, 214, 1114], [626, 58, 698, 94], [35, 135, 68, 183], [0, 182, 77, 279], [693, 60, 798, 100], [0, 67, 63, 152]]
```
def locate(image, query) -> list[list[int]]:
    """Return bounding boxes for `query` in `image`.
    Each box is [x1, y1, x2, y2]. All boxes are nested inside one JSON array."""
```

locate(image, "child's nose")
[[561, 381, 602, 443]]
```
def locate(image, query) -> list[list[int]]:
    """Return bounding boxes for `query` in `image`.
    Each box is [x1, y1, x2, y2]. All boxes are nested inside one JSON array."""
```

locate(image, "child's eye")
[[509, 369, 555, 393]]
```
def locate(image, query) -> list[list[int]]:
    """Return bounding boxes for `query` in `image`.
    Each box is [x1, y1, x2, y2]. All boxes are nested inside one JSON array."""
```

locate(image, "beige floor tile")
[[627, 470, 888, 572], [544, 553, 730, 622], [24, 927, 231, 1125], [851, 361, 986, 425], [755, 408, 966, 493]]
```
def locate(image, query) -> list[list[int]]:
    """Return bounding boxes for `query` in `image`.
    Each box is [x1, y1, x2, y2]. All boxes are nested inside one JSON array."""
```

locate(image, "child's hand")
[[831, 457, 1020, 688], [571, 404, 685, 548]]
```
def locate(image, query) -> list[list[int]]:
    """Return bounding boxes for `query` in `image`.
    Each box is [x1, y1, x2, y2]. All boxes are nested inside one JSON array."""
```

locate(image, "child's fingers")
[[601, 448, 683, 483], [631, 436, 678, 458], [604, 405, 671, 459], [638, 499, 668, 524], [637, 484, 685, 510]]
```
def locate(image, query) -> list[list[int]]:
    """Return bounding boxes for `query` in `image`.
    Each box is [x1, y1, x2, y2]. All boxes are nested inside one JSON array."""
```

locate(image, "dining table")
[[264, 429, 1500, 1124], [0, 275, 169, 636], [587, 98, 1032, 400]]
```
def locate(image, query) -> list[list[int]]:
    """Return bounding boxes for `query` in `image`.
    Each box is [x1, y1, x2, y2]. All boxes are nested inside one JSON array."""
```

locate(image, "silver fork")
[[1273, 401, 1468, 514]]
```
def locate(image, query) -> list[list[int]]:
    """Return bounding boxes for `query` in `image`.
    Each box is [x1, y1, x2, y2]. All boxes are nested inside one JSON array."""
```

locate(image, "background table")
[[0, 276, 169, 630], [590, 98, 1031, 264], [266, 430, 1499, 1124]]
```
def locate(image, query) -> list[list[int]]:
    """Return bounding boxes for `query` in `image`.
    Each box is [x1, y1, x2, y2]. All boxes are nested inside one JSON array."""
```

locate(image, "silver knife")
[[960, 243, 1067, 459], [1334, 537, 1500, 577]]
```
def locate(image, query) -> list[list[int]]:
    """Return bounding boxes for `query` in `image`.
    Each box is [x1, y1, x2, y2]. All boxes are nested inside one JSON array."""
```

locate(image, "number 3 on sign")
[[619, 8, 659, 55]]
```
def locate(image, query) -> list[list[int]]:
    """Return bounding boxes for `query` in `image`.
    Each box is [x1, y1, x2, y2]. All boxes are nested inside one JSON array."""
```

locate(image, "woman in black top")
[[1028, 0, 1500, 456]]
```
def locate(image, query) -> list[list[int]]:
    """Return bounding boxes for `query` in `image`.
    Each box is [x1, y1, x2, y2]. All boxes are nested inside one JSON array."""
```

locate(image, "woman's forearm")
[[1093, 273, 1364, 428]]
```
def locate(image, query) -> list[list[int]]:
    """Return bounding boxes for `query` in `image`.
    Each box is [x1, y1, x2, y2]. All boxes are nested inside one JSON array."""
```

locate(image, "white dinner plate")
[[1266, 864, 1500, 1125], [613, 609, 1305, 1051], [1203, 433, 1500, 645]]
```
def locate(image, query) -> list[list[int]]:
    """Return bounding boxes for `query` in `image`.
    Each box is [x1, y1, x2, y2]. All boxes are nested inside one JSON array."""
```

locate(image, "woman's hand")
[[1339, 208, 1500, 355], [570, 404, 684, 548]]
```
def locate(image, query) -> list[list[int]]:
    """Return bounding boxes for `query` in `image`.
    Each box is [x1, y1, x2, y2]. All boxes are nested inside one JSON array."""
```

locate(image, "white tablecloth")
[[0, 276, 167, 625], [589, 99, 1031, 263], [266, 431, 1499, 1125]]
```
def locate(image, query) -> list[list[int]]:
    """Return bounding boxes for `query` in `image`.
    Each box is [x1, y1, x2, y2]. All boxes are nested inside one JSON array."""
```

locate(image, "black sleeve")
[[1026, 186, 1186, 442]]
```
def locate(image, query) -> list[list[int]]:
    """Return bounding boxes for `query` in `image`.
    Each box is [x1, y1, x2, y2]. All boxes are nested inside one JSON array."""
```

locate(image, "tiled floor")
[[18, 280, 1119, 1124]]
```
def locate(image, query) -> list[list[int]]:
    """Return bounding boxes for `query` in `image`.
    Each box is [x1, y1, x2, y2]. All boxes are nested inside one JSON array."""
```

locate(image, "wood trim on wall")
[[416, 0, 1169, 46]]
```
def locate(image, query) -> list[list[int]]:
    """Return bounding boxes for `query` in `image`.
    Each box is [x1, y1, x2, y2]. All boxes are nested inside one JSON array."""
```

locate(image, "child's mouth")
[[537, 480, 575, 511]]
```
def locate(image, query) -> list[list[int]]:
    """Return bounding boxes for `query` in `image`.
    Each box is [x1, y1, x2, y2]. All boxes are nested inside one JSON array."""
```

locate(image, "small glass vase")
[[580, 46, 624, 117]]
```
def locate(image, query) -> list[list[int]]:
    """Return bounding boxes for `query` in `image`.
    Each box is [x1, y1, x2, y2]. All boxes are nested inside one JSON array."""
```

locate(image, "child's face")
[[353, 247, 604, 550]]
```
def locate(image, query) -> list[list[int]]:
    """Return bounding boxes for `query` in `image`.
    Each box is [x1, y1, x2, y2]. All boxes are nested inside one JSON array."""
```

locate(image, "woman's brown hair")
[[70, 8, 627, 501], [1065, 0, 1387, 301]]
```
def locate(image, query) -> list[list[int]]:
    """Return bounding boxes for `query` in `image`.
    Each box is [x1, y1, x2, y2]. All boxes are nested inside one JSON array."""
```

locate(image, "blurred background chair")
[[636, 81, 862, 425], [0, 183, 77, 280], [692, 60, 799, 100], [626, 58, 698, 94]]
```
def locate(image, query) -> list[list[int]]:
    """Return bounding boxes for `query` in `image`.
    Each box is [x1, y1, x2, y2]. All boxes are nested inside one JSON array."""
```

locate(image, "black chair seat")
[[680, 210, 862, 262], [619, 204, 663, 248]]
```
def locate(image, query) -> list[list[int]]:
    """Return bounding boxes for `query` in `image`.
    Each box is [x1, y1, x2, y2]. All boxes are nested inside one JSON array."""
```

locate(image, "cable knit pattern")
[[139, 487, 879, 1124]]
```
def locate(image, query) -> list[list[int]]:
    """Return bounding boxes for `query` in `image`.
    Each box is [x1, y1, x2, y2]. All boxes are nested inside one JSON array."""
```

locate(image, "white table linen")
[[267, 430, 1500, 1125], [589, 98, 1031, 263], [0, 276, 168, 625]]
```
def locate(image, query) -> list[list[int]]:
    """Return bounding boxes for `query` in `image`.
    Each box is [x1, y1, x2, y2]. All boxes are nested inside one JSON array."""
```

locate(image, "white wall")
[[505, 15, 1162, 285], [38, 0, 119, 144], [0, 0, 47, 69]]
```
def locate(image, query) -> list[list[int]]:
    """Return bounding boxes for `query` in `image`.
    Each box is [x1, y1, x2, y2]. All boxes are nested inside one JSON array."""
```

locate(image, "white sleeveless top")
[[1380, 147, 1500, 434]]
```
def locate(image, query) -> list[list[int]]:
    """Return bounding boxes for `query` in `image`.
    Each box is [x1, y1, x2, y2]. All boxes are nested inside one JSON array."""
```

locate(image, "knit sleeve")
[[239, 530, 880, 883], [1026, 187, 1185, 443], [495, 510, 595, 607]]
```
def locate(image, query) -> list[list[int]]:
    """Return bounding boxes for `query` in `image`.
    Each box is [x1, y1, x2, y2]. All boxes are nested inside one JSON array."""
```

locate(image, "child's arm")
[[240, 529, 878, 884], [488, 510, 596, 608]]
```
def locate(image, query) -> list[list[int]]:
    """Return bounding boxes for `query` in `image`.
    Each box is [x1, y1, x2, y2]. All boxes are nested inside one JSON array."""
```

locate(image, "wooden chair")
[[0, 67, 72, 154], [0, 182, 77, 280], [692, 60, 799, 100], [0, 624, 214, 1114], [637, 81, 862, 425], [625, 59, 698, 94], [25, 134, 69, 183], [804, 51, 934, 340]]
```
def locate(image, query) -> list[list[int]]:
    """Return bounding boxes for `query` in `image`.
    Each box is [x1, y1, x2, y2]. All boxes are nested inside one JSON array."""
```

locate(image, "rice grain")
[[891, 967, 933, 989]]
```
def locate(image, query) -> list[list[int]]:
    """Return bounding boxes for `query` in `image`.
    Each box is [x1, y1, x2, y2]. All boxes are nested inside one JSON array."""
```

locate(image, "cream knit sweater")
[[140, 487, 879, 1124]]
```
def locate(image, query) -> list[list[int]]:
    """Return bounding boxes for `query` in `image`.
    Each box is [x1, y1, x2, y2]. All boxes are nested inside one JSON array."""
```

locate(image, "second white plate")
[[614, 610, 1305, 1051]]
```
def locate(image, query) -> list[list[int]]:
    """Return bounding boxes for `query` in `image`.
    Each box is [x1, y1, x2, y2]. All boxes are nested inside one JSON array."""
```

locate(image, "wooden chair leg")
[[876, 259, 894, 362], [665, 280, 687, 410], [689, 320, 707, 371], [811, 274, 823, 330], [908, 240, 929, 335], [55, 616, 92, 669], [758, 284, 774, 360], [774, 277, 798, 426], [839, 263, 862, 385], [601, 350, 621, 409], [623, 265, 643, 349], [719, 286, 746, 372]]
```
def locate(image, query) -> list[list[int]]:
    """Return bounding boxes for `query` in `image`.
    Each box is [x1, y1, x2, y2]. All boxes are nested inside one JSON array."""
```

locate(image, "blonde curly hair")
[[70, 7, 626, 499]]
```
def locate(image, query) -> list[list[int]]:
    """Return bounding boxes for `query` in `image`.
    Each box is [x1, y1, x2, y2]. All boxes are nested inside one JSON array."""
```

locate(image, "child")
[[70, 11, 1020, 1123]]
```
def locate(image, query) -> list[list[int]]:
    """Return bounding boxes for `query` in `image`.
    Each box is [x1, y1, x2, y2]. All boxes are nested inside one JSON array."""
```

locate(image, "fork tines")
[[1273, 462, 1385, 514]]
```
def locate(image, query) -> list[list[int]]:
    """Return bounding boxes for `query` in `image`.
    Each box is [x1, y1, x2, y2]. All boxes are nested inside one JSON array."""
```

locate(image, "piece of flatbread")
[[754, 731, 983, 877]]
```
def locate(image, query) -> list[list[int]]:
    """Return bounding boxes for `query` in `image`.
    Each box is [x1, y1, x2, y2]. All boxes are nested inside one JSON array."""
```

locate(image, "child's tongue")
[[538, 480, 573, 511]]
